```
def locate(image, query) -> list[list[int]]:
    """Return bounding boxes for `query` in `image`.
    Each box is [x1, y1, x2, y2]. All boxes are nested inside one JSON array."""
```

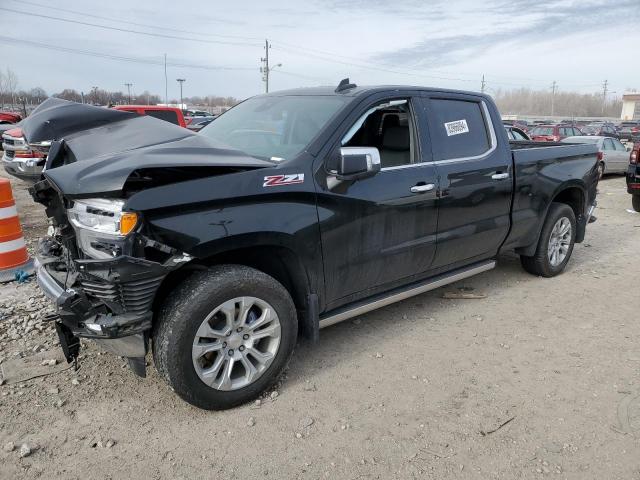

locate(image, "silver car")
[[562, 135, 629, 177]]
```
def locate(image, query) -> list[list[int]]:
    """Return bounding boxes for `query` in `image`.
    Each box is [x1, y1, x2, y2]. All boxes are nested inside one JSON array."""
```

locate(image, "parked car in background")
[[1, 127, 48, 182], [618, 121, 640, 143], [628, 143, 640, 211], [505, 125, 530, 141], [2, 105, 187, 182], [529, 124, 582, 142], [0, 122, 18, 147], [582, 123, 619, 139], [562, 135, 629, 178], [186, 117, 216, 132], [113, 105, 187, 128], [502, 119, 530, 131], [0, 112, 22, 124], [184, 109, 212, 118]]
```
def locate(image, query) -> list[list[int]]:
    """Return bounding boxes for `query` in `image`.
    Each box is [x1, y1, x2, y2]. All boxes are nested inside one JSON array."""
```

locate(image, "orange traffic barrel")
[[0, 178, 33, 282]]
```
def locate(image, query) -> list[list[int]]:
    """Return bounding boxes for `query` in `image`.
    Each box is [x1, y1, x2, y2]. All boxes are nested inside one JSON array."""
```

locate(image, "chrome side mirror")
[[336, 147, 381, 181]]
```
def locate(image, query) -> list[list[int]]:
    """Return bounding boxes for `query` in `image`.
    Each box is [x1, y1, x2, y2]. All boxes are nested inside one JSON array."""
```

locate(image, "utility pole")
[[550, 80, 557, 117], [124, 82, 133, 104], [91, 86, 99, 105], [261, 39, 270, 93], [164, 53, 168, 105], [260, 39, 282, 93], [481, 74, 486, 94], [176, 78, 186, 109], [601, 79, 608, 115]]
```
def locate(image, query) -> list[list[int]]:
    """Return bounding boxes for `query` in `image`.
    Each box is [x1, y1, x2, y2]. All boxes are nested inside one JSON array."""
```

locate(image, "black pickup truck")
[[24, 82, 599, 410]]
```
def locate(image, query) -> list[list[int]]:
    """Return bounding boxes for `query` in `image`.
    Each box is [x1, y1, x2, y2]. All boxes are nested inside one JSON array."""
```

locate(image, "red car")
[[0, 112, 22, 124], [529, 124, 583, 142], [113, 105, 187, 128], [1, 127, 48, 181], [628, 142, 640, 211]]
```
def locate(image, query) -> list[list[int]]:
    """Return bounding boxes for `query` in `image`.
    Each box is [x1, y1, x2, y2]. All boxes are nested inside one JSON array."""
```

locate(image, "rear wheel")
[[520, 203, 576, 277], [633, 195, 640, 212], [153, 265, 297, 410], [597, 162, 605, 179]]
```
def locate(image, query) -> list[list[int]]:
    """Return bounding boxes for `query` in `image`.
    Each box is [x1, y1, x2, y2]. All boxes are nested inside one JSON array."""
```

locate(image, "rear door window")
[[428, 98, 490, 160], [603, 138, 614, 150], [531, 127, 554, 135], [144, 110, 180, 125], [613, 139, 627, 151]]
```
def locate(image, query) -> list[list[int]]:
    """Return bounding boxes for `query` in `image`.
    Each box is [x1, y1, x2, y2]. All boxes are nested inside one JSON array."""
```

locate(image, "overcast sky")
[[1, 0, 638, 101]]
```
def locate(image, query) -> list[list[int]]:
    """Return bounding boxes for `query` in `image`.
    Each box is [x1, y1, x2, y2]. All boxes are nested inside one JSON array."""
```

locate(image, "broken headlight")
[[67, 198, 138, 259]]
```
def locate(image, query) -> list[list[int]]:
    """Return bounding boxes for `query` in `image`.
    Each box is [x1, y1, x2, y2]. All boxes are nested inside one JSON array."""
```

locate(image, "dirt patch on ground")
[[1, 170, 639, 479]]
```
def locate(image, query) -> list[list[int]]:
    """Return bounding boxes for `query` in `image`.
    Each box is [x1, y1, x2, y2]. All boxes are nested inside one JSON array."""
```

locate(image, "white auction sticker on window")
[[444, 119, 469, 136]]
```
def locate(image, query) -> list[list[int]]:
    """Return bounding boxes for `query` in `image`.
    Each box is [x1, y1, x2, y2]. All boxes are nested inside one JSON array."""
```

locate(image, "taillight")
[[631, 150, 638, 164], [14, 150, 44, 159], [551, 136, 560, 142], [596, 151, 603, 161]]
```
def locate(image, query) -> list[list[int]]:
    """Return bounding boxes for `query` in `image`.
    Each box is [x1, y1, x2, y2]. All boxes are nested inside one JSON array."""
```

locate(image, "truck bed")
[[509, 140, 598, 163], [502, 140, 599, 255]]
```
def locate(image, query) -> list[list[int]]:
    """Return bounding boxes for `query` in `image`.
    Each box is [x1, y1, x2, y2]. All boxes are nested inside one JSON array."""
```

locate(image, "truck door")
[[421, 94, 512, 268], [315, 94, 439, 310]]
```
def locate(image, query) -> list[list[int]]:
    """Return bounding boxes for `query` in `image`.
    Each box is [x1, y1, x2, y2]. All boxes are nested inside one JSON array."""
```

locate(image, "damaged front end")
[[23, 98, 273, 377], [31, 180, 191, 376], [32, 180, 191, 376]]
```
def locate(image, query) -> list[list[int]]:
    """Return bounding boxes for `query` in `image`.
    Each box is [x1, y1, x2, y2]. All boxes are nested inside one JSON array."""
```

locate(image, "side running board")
[[319, 260, 496, 329]]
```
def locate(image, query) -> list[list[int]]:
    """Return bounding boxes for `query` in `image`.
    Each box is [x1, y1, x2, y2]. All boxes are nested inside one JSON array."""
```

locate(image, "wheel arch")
[[517, 183, 587, 256], [152, 242, 313, 327]]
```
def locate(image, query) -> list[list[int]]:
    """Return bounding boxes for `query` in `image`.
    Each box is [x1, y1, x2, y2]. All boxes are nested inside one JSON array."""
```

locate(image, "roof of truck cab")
[[266, 85, 488, 98]]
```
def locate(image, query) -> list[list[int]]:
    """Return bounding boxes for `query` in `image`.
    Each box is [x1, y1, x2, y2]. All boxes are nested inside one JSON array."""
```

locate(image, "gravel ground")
[[0, 170, 639, 480]]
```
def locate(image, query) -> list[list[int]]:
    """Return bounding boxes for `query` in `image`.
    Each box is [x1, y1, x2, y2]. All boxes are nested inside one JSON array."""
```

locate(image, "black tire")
[[152, 264, 297, 410], [633, 195, 640, 213], [520, 202, 576, 277]]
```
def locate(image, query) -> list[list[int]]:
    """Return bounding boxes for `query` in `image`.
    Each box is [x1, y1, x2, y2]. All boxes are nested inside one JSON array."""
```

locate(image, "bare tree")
[[0, 70, 6, 109], [492, 87, 622, 118], [4, 69, 18, 108]]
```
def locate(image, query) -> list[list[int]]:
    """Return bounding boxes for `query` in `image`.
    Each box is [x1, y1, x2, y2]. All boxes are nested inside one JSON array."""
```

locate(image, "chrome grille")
[[80, 276, 163, 315]]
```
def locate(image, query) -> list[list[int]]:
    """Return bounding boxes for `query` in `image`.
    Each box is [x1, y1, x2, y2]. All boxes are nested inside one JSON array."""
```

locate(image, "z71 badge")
[[263, 174, 305, 187]]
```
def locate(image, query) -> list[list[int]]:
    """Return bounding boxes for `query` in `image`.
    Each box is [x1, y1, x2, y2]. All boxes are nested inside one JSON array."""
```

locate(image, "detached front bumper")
[[34, 240, 188, 371]]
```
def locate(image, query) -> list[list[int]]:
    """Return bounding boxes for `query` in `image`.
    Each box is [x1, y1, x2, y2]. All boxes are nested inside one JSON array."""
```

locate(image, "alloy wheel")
[[192, 296, 281, 391], [547, 217, 572, 267]]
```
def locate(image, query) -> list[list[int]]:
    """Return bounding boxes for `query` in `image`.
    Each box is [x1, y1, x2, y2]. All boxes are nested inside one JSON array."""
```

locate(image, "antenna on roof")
[[335, 78, 357, 93]]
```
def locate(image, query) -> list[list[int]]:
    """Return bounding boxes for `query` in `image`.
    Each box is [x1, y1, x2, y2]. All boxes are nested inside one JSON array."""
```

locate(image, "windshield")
[[199, 95, 349, 160], [531, 127, 554, 135]]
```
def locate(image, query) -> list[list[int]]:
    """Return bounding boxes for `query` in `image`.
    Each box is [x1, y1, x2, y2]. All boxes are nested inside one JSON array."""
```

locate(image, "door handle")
[[410, 183, 435, 193], [491, 172, 509, 180]]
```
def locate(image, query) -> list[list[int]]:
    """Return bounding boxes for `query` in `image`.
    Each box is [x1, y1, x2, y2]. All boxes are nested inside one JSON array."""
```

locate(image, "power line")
[[0, 35, 256, 71], [124, 82, 132, 104], [0, 7, 262, 47], [2, 5, 616, 92], [9, 0, 263, 42]]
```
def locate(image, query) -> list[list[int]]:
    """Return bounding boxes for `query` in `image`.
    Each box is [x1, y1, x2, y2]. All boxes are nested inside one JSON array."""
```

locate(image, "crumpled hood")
[[21, 98, 275, 196]]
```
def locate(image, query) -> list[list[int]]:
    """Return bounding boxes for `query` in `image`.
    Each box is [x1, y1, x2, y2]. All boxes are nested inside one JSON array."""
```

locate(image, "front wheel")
[[152, 265, 297, 410], [633, 195, 640, 212], [520, 202, 576, 277]]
